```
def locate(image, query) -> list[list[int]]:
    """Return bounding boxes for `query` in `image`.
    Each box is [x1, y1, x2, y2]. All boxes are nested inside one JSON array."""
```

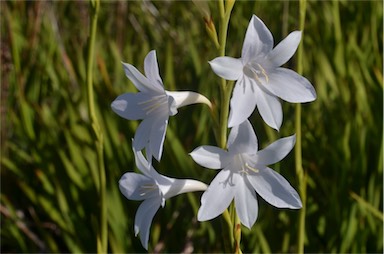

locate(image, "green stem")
[[216, 1, 241, 253], [86, 1, 107, 253], [217, 0, 234, 149], [296, 0, 307, 253]]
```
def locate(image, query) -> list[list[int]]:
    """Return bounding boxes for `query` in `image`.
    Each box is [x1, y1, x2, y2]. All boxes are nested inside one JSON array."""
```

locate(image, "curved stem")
[[86, 1, 107, 253]]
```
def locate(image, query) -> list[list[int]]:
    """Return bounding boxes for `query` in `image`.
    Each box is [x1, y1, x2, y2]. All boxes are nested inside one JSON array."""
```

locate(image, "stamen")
[[245, 163, 259, 173], [257, 64, 269, 83], [250, 69, 263, 84], [238, 155, 250, 175], [138, 94, 167, 115], [139, 184, 157, 196]]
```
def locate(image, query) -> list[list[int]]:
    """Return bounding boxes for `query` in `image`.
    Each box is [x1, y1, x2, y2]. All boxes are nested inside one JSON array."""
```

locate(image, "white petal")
[[144, 50, 164, 92], [248, 167, 302, 209], [111, 92, 155, 120], [198, 170, 236, 221], [145, 144, 153, 168], [228, 77, 257, 128], [234, 177, 259, 229], [133, 148, 160, 179], [255, 135, 296, 166], [149, 116, 168, 161], [190, 146, 229, 169], [261, 68, 317, 103], [227, 120, 258, 154], [133, 118, 152, 151], [254, 84, 282, 130], [242, 15, 274, 64], [119, 173, 157, 200], [209, 57, 243, 80], [122, 62, 154, 93], [267, 31, 302, 67], [166, 91, 212, 109], [134, 198, 162, 250]]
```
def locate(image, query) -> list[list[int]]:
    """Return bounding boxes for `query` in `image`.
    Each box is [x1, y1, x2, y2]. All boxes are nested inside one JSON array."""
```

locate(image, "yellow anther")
[[245, 163, 259, 173], [257, 64, 269, 83], [139, 184, 157, 196]]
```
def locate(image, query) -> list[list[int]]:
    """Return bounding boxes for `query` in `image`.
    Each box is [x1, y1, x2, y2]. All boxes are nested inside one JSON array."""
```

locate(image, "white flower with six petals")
[[119, 147, 207, 250], [209, 15, 316, 130], [112, 50, 211, 163], [190, 120, 302, 228]]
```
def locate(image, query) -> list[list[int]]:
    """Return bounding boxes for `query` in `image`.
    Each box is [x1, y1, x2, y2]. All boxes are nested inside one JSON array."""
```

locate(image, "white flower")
[[190, 120, 302, 228], [209, 15, 316, 130], [112, 50, 211, 163], [119, 147, 207, 250]]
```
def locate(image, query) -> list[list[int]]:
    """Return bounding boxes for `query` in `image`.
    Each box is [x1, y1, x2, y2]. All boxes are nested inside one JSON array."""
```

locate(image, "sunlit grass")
[[1, 1, 382, 253]]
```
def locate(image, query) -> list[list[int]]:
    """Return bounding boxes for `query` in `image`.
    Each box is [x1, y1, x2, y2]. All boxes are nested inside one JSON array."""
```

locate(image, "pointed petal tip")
[[111, 99, 128, 112]]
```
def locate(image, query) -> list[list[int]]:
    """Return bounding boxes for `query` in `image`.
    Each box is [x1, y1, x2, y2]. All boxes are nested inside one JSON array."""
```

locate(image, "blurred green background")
[[1, 0, 382, 253]]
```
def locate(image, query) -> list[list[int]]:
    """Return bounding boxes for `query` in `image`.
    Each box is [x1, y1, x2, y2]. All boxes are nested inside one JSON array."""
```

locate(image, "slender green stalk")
[[85, 0, 107, 253], [216, 1, 241, 253], [295, 0, 307, 253], [217, 0, 234, 149]]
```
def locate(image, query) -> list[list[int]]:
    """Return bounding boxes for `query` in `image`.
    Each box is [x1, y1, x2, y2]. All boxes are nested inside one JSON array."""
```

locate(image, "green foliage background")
[[1, 0, 382, 253]]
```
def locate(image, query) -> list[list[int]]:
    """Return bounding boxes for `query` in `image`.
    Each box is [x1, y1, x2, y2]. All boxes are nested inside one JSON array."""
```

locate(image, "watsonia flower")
[[190, 120, 302, 228], [112, 50, 211, 163], [119, 147, 207, 250], [209, 14, 316, 130]]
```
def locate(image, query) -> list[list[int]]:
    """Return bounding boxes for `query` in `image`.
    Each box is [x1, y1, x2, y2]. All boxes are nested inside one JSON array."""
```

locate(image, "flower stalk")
[[295, 0, 307, 253], [86, 0, 107, 253], [216, 0, 239, 252]]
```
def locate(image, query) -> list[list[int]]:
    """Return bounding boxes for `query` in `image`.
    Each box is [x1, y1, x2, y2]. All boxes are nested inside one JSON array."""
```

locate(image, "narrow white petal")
[[133, 118, 153, 151], [198, 170, 236, 221], [227, 120, 258, 154], [145, 144, 153, 168], [111, 93, 155, 120], [149, 116, 168, 161], [119, 173, 157, 201], [254, 85, 282, 130], [248, 167, 302, 209], [133, 148, 160, 179], [235, 177, 259, 229], [242, 15, 274, 64], [122, 62, 154, 93], [166, 91, 212, 109], [144, 50, 164, 92], [267, 31, 302, 67], [228, 77, 257, 128], [255, 135, 296, 166], [209, 57, 243, 80], [190, 146, 229, 169], [261, 68, 317, 103], [134, 198, 162, 250]]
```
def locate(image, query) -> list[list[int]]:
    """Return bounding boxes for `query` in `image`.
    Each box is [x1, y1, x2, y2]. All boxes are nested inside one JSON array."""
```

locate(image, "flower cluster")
[[112, 14, 316, 250]]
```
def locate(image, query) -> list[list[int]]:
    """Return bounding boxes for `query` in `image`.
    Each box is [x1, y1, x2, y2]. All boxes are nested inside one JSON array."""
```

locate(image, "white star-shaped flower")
[[119, 146, 207, 250], [190, 120, 302, 228], [112, 50, 211, 163], [209, 15, 316, 130]]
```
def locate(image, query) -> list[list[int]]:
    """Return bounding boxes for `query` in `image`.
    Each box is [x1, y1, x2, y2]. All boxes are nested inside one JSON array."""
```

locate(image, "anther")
[[257, 64, 269, 83], [245, 163, 259, 173], [138, 95, 167, 115]]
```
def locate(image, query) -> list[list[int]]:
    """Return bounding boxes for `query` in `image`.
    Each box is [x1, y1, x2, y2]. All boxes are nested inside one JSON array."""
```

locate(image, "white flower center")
[[235, 154, 260, 176], [138, 94, 169, 115], [139, 184, 158, 197], [243, 62, 269, 84]]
